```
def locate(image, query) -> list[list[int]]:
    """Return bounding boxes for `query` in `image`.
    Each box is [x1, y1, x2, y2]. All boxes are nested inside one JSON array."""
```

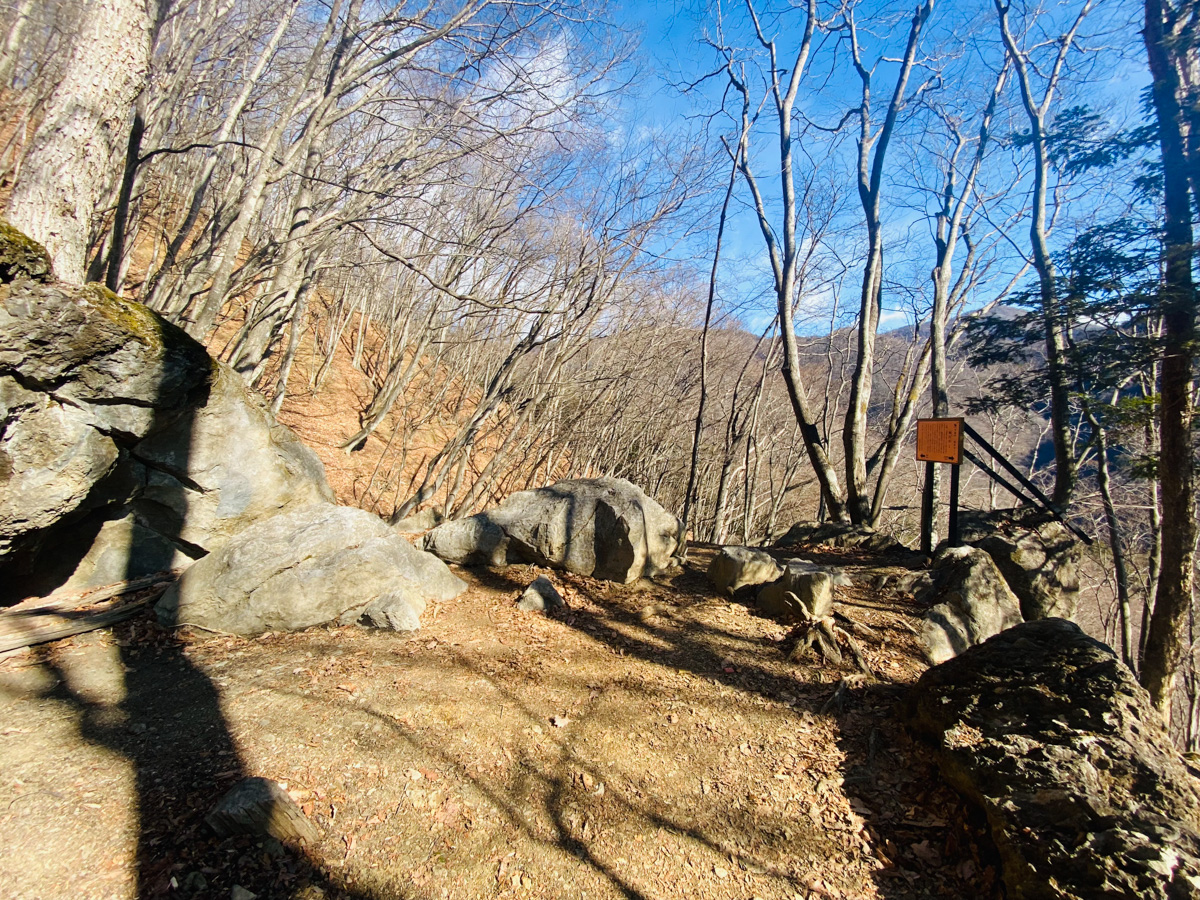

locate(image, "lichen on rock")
[[0, 218, 53, 284], [906, 619, 1200, 899]]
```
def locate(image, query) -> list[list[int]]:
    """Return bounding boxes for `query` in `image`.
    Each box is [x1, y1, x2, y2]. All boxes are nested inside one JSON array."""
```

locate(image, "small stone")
[[516, 576, 564, 612], [231, 887, 257, 900], [206, 777, 319, 845], [180, 872, 207, 893]]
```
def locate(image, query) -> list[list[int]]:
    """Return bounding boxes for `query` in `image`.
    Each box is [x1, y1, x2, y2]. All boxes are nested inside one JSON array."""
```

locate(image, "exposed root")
[[821, 674, 869, 714], [783, 591, 874, 677]]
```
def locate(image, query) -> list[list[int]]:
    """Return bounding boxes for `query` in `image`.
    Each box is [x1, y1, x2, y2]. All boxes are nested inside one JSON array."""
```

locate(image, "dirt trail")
[[0, 546, 1000, 900]]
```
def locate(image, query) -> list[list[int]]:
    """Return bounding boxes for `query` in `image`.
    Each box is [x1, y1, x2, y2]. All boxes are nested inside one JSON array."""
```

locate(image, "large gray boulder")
[[0, 237, 333, 595], [422, 477, 682, 584], [918, 546, 1024, 664], [906, 619, 1200, 900], [961, 509, 1081, 621], [707, 546, 782, 596], [156, 504, 466, 636]]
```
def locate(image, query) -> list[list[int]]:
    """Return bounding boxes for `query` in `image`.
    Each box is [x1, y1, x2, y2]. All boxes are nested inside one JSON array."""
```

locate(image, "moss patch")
[[0, 219, 53, 284], [81, 283, 213, 375]]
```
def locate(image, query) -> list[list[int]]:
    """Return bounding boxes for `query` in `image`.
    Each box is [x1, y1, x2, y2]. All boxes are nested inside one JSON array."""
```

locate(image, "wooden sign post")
[[916, 418, 964, 553]]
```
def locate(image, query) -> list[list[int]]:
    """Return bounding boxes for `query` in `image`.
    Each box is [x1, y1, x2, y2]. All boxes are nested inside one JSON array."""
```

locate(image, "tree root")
[[784, 592, 876, 677]]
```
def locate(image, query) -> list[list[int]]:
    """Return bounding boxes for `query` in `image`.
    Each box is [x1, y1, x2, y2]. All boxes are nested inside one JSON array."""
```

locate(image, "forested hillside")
[[2, 2, 1200, 898], [2, 0, 1196, 725]]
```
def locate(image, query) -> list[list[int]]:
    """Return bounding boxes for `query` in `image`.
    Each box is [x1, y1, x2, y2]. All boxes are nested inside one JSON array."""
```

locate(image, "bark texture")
[[6, 0, 151, 283], [1139, 0, 1198, 721]]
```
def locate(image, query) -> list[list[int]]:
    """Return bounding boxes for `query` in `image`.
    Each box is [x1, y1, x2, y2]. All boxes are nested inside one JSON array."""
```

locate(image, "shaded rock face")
[[423, 477, 683, 584], [0, 238, 333, 596], [707, 546, 782, 596], [906, 619, 1200, 900], [961, 509, 1081, 621], [0, 219, 53, 283], [774, 521, 908, 554], [917, 546, 1023, 665], [156, 505, 466, 636]]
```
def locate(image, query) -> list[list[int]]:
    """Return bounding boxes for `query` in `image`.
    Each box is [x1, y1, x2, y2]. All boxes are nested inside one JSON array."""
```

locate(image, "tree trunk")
[[7, 0, 150, 282], [842, 0, 934, 525], [1139, 0, 1198, 722]]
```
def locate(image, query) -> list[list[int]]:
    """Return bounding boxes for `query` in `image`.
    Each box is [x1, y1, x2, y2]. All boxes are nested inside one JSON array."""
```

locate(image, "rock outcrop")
[[707, 546, 783, 596], [156, 504, 466, 636], [422, 477, 683, 584], [774, 521, 909, 554], [906, 619, 1200, 899], [0, 224, 332, 596], [961, 508, 1081, 621], [917, 546, 1024, 664]]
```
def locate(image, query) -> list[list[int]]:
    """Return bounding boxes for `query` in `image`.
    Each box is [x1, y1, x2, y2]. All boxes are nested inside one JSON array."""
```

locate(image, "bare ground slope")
[[0, 546, 1000, 900]]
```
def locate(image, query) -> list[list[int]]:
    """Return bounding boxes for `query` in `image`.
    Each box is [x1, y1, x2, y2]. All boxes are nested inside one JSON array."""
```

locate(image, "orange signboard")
[[916, 418, 964, 464]]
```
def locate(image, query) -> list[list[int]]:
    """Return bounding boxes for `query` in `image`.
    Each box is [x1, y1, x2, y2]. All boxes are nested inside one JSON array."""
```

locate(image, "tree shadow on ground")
[[10, 619, 381, 899], [541, 553, 1001, 900]]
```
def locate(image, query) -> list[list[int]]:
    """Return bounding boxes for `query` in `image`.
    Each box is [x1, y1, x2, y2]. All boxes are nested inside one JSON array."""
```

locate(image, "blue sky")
[[601, 0, 1152, 336]]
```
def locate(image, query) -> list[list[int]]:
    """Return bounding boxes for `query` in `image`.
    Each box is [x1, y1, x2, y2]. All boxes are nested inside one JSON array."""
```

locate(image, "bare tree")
[[995, 0, 1096, 508], [1139, 0, 1198, 722]]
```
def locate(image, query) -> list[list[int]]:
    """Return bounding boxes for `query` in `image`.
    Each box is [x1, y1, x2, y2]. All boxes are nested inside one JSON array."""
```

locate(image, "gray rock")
[[393, 507, 444, 534], [757, 560, 840, 622], [422, 514, 509, 566], [905, 619, 1200, 900], [130, 362, 333, 551], [707, 546, 783, 596], [918, 546, 1023, 665], [0, 375, 121, 560], [52, 513, 195, 592], [423, 477, 682, 584], [358, 591, 424, 632], [0, 251, 334, 589], [517, 575, 564, 612], [0, 218, 53, 283], [961, 509, 1081, 621], [206, 776, 319, 845], [230, 887, 257, 900], [156, 504, 466, 636], [491, 478, 682, 583]]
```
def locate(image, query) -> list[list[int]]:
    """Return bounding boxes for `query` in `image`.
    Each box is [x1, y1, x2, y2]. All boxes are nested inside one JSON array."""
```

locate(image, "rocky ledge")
[[905, 618, 1200, 899]]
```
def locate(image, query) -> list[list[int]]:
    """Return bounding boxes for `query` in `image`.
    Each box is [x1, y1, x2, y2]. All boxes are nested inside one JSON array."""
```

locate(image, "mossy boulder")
[[906, 619, 1200, 899], [0, 218, 52, 284], [0, 224, 333, 596]]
